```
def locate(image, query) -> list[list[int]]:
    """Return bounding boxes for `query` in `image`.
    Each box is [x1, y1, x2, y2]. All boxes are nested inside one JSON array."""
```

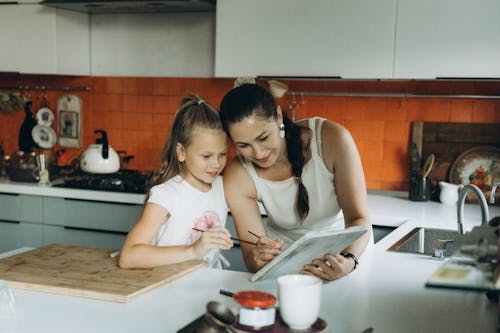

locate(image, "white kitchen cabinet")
[[394, 0, 500, 78], [215, 0, 397, 78], [54, 9, 90, 75], [0, 193, 141, 251], [90, 12, 215, 77], [0, 193, 43, 252], [43, 196, 142, 249], [0, 4, 89, 75], [43, 225, 126, 249]]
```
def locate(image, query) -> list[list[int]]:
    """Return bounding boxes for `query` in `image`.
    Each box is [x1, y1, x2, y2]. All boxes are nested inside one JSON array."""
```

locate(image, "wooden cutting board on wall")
[[411, 122, 500, 183], [0, 244, 205, 303]]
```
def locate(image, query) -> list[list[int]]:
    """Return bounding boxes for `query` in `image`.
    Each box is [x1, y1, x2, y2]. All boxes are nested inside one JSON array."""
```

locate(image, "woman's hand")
[[192, 226, 233, 259], [251, 235, 283, 270], [301, 253, 355, 281]]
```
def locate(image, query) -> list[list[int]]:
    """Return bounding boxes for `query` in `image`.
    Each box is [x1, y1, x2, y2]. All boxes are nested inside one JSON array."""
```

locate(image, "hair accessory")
[[234, 76, 256, 88], [279, 123, 285, 138], [197, 99, 205, 105], [295, 176, 302, 184]]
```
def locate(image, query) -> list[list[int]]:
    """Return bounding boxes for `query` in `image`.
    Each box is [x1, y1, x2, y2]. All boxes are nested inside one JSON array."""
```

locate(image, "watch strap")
[[341, 251, 359, 270]]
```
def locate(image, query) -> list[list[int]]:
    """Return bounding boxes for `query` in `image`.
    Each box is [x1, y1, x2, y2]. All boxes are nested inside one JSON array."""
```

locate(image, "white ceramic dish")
[[32, 124, 57, 149], [35, 107, 54, 127]]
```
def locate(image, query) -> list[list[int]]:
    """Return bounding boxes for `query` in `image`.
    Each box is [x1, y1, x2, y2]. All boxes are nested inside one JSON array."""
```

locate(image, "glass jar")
[[233, 290, 276, 330]]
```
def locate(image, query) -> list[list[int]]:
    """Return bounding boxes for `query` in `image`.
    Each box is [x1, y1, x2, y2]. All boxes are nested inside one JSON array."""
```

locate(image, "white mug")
[[277, 274, 322, 329], [439, 181, 461, 205]]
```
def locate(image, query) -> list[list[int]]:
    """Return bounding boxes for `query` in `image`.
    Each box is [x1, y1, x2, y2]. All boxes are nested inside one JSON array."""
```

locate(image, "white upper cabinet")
[[215, 0, 397, 79], [0, 4, 89, 75], [89, 13, 215, 77], [394, 0, 500, 79], [0, 5, 56, 74], [55, 9, 90, 75]]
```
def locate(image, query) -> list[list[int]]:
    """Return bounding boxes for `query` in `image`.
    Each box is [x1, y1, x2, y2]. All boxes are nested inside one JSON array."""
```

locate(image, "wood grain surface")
[[0, 244, 206, 303]]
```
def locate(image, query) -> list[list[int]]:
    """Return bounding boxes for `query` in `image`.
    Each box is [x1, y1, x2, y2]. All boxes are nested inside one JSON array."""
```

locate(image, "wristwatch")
[[341, 251, 359, 270]]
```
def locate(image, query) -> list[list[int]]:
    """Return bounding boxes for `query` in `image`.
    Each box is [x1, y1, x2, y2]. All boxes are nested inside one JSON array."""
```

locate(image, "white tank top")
[[240, 117, 344, 247]]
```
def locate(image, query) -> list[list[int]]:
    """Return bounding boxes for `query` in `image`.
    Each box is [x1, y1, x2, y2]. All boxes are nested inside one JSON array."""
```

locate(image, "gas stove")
[[53, 170, 152, 194]]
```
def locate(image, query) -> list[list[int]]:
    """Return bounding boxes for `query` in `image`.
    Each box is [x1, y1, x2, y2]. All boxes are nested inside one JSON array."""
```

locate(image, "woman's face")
[[228, 111, 284, 169], [177, 127, 228, 192]]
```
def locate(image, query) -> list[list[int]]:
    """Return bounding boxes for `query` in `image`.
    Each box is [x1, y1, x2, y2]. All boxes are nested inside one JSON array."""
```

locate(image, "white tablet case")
[[251, 225, 369, 282]]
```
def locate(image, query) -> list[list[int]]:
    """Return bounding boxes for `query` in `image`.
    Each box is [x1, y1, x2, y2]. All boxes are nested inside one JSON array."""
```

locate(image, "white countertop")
[[0, 176, 145, 204], [1, 183, 500, 332]]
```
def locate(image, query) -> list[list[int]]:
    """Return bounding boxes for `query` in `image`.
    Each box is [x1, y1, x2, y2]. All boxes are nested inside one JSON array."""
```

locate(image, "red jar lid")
[[233, 290, 276, 308]]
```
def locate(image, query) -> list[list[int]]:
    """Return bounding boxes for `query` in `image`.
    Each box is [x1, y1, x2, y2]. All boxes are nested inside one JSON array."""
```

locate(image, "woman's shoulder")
[[297, 117, 350, 142]]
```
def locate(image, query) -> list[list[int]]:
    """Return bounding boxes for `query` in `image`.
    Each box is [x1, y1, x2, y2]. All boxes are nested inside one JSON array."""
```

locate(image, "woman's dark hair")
[[145, 94, 221, 202], [220, 83, 309, 221]]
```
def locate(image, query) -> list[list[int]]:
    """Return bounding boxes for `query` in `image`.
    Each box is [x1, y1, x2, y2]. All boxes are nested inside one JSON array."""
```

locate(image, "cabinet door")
[[55, 9, 90, 75], [0, 220, 43, 253], [0, 193, 43, 223], [0, 4, 89, 75], [43, 197, 142, 232], [43, 225, 126, 250], [0, 4, 56, 74], [90, 13, 214, 77], [216, 0, 396, 78], [395, 0, 500, 78]]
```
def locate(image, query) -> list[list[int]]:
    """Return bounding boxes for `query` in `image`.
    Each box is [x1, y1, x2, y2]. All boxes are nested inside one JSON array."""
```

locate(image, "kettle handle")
[[94, 130, 109, 159]]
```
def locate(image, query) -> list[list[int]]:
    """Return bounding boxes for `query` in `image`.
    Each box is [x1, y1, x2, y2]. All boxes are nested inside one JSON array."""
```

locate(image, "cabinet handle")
[[0, 192, 20, 196], [63, 226, 128, 236], [0, 219, 20, 224], [63, 198, 139, 206]]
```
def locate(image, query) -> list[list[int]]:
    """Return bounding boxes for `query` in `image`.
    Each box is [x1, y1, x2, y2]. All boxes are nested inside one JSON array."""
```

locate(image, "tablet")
[[251, 225, 369, 282]]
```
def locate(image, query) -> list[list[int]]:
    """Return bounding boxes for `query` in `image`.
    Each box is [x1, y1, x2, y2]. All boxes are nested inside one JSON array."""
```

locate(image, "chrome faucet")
[[491, 181, 500, 204], [457, 184, 490, 235]]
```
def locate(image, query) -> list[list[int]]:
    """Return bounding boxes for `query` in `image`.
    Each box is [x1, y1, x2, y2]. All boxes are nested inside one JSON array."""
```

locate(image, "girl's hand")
[[252, 235, 283, 269], [192, 226, 233, 259], [300, 253, 355, 281]]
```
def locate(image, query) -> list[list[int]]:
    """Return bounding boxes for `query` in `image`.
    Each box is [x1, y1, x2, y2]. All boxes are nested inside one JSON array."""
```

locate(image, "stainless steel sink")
[[388, 227, 466, 257]]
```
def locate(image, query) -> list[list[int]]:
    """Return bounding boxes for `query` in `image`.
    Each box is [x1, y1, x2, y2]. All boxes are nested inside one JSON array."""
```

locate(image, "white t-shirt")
[[147, 175, 228, 268]]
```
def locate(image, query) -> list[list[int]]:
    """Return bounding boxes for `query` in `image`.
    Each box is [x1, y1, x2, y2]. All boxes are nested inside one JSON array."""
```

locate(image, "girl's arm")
[[119, 202, 233, 269], [302, 120, 371, 280], [223, 159, 282, 272]]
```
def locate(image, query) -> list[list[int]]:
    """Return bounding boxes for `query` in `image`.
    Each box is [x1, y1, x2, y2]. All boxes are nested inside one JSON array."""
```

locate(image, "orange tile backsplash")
[[0, 75, 499, 191]]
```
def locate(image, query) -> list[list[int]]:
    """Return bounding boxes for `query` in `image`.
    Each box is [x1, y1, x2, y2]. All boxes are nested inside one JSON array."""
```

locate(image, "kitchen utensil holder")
[[409, 175, 432, 201]]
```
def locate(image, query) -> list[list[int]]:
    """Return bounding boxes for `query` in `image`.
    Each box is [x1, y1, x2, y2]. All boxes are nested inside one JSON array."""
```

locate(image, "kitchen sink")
[[388, 227, 466, 258]]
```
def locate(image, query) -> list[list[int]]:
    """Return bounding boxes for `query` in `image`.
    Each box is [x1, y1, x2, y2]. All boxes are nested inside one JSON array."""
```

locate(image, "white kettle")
[[80, 130, 120, 174]]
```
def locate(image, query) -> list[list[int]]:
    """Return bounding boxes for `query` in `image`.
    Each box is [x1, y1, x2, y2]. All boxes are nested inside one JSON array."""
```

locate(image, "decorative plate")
[[32, 124, 57, 149], [449, 145, 500, 204], [35, 107, 54, 127]]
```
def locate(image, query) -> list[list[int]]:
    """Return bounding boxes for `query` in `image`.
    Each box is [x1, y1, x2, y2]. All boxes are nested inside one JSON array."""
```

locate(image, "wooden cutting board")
[[0, 244, 205, 303]]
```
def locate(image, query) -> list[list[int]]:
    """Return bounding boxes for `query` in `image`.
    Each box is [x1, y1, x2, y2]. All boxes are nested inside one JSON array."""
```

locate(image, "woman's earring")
[[279, 123, 285, 138]]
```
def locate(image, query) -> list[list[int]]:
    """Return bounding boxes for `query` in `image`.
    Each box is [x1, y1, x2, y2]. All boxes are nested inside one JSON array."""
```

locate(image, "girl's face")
[[228, 110, 284, 169], [177, 127, 228, 192]]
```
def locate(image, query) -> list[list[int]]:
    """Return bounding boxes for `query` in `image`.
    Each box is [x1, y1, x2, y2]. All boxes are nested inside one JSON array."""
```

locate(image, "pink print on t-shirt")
[[188, 210, 221, 244]]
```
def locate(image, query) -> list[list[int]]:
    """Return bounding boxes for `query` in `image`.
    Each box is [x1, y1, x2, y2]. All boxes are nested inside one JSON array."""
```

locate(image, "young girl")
[[119, 95, 233, 269]]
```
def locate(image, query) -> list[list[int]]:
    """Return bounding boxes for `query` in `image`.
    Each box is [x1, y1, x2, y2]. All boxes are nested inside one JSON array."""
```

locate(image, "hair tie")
[[197, 99, 205, 105], [295, 177, 302, 184]]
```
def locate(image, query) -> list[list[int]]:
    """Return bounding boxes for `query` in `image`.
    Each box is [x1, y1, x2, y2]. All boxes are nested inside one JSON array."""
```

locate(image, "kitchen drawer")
[[43, 225, 126, 250], [0, 193, 43, 224], [0, 220, 43, 253], [43, 197, 142, 232]]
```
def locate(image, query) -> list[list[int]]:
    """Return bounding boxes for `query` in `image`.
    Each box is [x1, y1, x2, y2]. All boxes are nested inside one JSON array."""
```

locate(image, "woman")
[[219, 83, 371, 281]]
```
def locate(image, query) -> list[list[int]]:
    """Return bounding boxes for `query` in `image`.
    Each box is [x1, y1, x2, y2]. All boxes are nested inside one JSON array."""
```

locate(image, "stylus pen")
[[248, 230, 262, 239], [192, 227, 257, 246]]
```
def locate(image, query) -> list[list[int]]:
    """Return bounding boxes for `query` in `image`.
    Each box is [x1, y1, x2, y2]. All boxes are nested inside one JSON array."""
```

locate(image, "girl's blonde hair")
[[145, 94, 222, 202]]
